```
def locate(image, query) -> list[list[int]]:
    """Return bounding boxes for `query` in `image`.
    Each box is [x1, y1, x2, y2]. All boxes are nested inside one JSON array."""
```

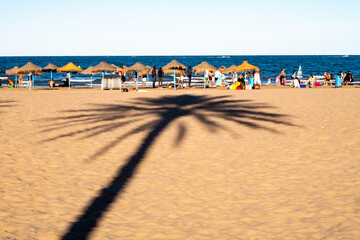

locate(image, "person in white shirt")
[[254, 70, 261, 89], [214, 70, 220, 85], [205, 69, 210, 87]]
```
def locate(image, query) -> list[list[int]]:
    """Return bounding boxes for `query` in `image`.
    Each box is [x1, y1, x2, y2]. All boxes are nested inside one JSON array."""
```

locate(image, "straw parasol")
[[193, 61, 217, 75], [233, 61, 259, 73], [162, 60, 187, 90], [5, 66, 20, 75], [57, 62, 83, 73], [82, 66, 97, 88], [82, 66, 97, 75], [223, 64, 237, 74], [42, 63, 59, 72], [127, 62, 149, 75], [57, 62, 82, 90], [5, 66, 21, 87], [93, 61, 117, 72], [162, 60, 187, 74], [19, 62, 42, 74], [43, 63, 59, 84], [218, 65, 226, 71]]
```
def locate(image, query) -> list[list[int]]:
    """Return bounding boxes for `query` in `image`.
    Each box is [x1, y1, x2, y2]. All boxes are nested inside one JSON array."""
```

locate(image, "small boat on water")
[[342, 54, 349, 58]]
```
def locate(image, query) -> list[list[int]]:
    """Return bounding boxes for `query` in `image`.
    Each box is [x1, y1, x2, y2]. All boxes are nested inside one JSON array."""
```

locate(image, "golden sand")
[[0, 87, 359, 239]]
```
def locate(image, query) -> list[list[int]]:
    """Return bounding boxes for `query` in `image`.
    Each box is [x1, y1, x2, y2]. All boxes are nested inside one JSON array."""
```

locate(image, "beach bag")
[[315, 82, 321, 86]]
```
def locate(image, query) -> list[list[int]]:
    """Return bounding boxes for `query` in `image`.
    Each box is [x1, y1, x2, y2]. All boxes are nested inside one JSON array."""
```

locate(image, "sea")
[[0, 55, 359, 87]]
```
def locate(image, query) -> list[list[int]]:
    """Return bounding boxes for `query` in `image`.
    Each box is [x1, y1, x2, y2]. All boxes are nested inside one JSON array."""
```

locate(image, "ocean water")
[[0, 55, 359, 87]]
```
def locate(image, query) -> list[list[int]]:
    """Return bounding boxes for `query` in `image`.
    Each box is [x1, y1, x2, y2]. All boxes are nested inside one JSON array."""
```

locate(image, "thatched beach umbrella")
[[19, 62, 42, 74], [94, 61, 117, 72], [57, 62, 82, 73], [43, 63, 59, 86], [110, 64, 121, 72], [43, 63, 59, 72], [193, 61, 217, 75], [127, 62, 149, 89], [233, 61, 259, 73], [162, 60, 187, 90], [82, 66, 97, 88], [5, 66, 20, 87], [127, 62, 148, 74], [223, 64, 237, 74], [233, 61, 259, 82], [192, 61, 217, 89], [82, 66, 97, 75], [19, 62, 43, 91], [6, 66, 20, 75], [93, 61, 117, 91], [218, 65, 226, 71], [58, 62, 83, 90]]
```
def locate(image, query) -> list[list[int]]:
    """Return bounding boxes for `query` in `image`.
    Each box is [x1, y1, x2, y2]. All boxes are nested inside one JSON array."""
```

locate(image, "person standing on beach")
[[158, 67, 164, 88], [151, 66, 157, 88], [232, 72, 237, 84], [280, 68, 286, 86], [276, 75, 280, 86], [178, 70, 184, 88], [18, 73, 24, 87], [344, 71, 353, 85], [121, 70, 126, 87], [28, 72, 33, 87], [254, 70, 261, 89], [205, 70, 210, 87], [187, 66, 192, 87], [214, 69, 220, 85]]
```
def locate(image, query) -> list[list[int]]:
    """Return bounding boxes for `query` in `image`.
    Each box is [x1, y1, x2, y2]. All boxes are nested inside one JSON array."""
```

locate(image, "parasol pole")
[[204, 72, 206, 89], [15, 75, 18, 87], [136, 72, 138, 90], [101, 72, 104, 91], [69, 72, 71, 90], [29, 73, 31, 92], [91, 75, 93, 88], [51, 71, 53, 88], [33, 74, 35, 88], [174, 69, 176, 91]]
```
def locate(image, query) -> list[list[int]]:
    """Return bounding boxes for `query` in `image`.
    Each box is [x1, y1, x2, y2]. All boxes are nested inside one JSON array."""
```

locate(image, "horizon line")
[[0, 54, 358, 57]]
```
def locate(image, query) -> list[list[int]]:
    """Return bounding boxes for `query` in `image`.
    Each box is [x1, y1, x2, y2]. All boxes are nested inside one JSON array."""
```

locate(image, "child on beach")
[[276, 75, 280, 86], [308, 75, 315, 88], [267, 77, 271, 86]]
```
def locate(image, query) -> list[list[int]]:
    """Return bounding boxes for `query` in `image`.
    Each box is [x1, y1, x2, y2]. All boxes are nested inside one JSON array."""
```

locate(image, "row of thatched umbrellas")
[[5, 60, 259, 90]]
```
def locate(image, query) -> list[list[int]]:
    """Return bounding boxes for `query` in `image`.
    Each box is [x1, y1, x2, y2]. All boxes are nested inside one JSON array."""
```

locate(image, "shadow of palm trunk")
[[62, 117, 171, 240]]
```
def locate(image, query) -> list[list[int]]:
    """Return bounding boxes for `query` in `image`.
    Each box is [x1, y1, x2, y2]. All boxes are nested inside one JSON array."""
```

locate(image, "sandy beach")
[[1, 87, 359, 240]]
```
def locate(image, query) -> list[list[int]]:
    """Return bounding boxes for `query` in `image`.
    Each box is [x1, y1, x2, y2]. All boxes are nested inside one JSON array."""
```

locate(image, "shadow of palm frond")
[[0, 100, 15, 109], [41, 94, 294, 240]]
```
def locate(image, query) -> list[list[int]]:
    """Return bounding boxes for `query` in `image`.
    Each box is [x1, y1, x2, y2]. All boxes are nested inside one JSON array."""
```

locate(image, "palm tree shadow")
[[0, 100, 15, 108], [43, 94, 295, 240]]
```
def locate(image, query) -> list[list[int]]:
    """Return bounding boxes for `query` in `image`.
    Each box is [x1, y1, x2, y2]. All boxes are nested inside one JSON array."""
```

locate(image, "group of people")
[[273, 68, 355, 88], [323, 71, 353, 86]]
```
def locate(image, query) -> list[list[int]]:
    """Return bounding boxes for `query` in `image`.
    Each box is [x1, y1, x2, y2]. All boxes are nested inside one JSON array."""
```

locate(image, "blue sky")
[[1, 0, 359, 56]]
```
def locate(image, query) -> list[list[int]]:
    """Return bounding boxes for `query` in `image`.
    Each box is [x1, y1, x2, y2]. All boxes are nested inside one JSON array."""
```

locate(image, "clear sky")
[[1, 0, 359, 56]]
